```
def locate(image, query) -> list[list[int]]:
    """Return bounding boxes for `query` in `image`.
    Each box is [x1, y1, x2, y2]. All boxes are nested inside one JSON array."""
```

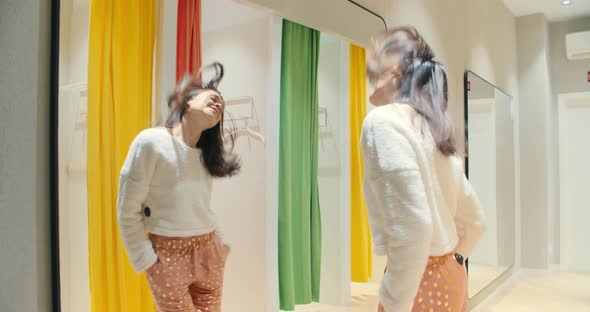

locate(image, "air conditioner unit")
[[565, 31, 590, 61]]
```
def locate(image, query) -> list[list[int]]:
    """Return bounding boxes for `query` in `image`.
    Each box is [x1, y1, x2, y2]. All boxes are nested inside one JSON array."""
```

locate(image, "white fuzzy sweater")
[[117, 127, 224, 273], [360, 104, 486, 312]]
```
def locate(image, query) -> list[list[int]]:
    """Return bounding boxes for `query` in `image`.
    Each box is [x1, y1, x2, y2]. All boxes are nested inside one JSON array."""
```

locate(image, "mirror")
[[464, 71, 516, 299], [55, 0, 386, 311], [57, 1, 277, 311]]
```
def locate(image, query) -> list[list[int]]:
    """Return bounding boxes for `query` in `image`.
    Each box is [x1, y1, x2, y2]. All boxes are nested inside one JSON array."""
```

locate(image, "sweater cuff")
[[215, 229, 228, 246], [135, 247, 158, 273]]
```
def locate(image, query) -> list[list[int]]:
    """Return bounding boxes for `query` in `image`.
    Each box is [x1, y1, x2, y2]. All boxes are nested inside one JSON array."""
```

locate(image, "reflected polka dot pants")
[[146, 232, 229, 312], [379, 253, 468, 312], [412, 253, 467, 312]]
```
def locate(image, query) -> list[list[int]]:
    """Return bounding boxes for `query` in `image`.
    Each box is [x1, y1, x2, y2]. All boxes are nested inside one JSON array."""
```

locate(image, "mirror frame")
[[50, 0, 61, 311], [463, 70, 516, 310], [463, 70, 512, 180]]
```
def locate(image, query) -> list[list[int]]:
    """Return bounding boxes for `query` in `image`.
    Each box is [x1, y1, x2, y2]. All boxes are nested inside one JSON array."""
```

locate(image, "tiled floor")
[[294, 271, 590, 312]]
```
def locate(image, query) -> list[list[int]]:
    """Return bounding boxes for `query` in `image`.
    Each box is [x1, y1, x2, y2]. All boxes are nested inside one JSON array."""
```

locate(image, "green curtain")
[[278, 19, 322, 311]]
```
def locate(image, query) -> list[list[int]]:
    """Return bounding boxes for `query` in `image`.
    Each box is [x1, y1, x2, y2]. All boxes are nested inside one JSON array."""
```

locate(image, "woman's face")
[[369, 66, 402, 107], [186, 89, 225, 129]]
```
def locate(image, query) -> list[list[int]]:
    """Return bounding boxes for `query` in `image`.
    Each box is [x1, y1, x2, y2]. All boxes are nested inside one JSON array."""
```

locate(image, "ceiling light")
[[562, 0, 572, 6]]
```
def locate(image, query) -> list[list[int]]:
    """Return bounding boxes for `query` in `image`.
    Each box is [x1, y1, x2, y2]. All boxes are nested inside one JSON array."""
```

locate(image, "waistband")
[[148, 231, 216, 242]]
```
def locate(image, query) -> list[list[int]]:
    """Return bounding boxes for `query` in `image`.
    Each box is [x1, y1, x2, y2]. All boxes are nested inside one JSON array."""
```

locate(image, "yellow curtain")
[[350, 44, 373, 282], [87, 1, 156, 311]]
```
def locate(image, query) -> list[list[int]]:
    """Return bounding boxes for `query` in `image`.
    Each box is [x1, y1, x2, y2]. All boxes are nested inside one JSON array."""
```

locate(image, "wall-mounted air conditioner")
[[565, 30, 590, 61]]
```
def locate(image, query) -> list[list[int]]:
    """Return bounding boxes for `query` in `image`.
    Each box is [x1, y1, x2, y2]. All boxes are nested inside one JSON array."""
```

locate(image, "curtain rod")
[[346, 0, 388, 32]]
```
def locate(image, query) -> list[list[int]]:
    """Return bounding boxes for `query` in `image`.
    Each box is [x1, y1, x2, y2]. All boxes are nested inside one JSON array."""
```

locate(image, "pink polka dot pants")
[[379, 253, 468, 312], [146, 232, 229, 312]]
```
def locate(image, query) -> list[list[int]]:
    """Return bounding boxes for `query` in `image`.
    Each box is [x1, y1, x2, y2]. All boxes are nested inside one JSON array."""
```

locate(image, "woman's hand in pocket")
[[146, 258, 159, 274]]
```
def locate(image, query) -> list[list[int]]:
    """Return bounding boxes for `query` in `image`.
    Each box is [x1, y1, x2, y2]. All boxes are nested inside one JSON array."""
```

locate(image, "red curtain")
[[176, 0, 202, 82]]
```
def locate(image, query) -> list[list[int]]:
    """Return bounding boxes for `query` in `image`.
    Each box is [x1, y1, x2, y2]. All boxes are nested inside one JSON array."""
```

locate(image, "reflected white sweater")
[[360, 104, 486, 312], [117, 127, 224, 273]]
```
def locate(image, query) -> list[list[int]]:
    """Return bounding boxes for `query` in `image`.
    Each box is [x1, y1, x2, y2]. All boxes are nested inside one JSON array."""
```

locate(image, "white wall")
[[516, 14, 553, 269], [558, 93, 590, 272], [58, 0, 91, 310], [59, 0, 89, 86], [0, 0, 53, 311], [494, 89, 517, 268], [153, 0, 178, 125], [548, 16, 590, 264], [202, 11, 275, 311], [317, 36, 351, 306]]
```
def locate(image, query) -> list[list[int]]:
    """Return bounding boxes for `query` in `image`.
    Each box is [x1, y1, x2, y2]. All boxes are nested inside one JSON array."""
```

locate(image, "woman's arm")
[[117, 131, 159, 273], [454, 175, 487, 257], [362, 113, 433, 312]]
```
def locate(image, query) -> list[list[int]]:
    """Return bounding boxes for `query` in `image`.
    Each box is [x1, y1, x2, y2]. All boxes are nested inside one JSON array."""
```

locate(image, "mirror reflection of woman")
[[361, 27, 487, 312], [117, 62, 239, 312]]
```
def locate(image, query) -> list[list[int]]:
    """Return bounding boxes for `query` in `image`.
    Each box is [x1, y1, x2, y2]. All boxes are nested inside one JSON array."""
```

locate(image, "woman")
[[117, 62, 239, 312], [361, 27, 487, 312]]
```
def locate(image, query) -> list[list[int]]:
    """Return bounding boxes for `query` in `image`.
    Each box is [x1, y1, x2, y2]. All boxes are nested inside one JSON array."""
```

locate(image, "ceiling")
[[503, 0, 590, 21]]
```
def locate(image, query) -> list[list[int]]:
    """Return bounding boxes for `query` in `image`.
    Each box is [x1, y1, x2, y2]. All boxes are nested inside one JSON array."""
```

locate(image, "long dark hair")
[[165, 62, 240, 177], [367, 26, 456, 156]]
